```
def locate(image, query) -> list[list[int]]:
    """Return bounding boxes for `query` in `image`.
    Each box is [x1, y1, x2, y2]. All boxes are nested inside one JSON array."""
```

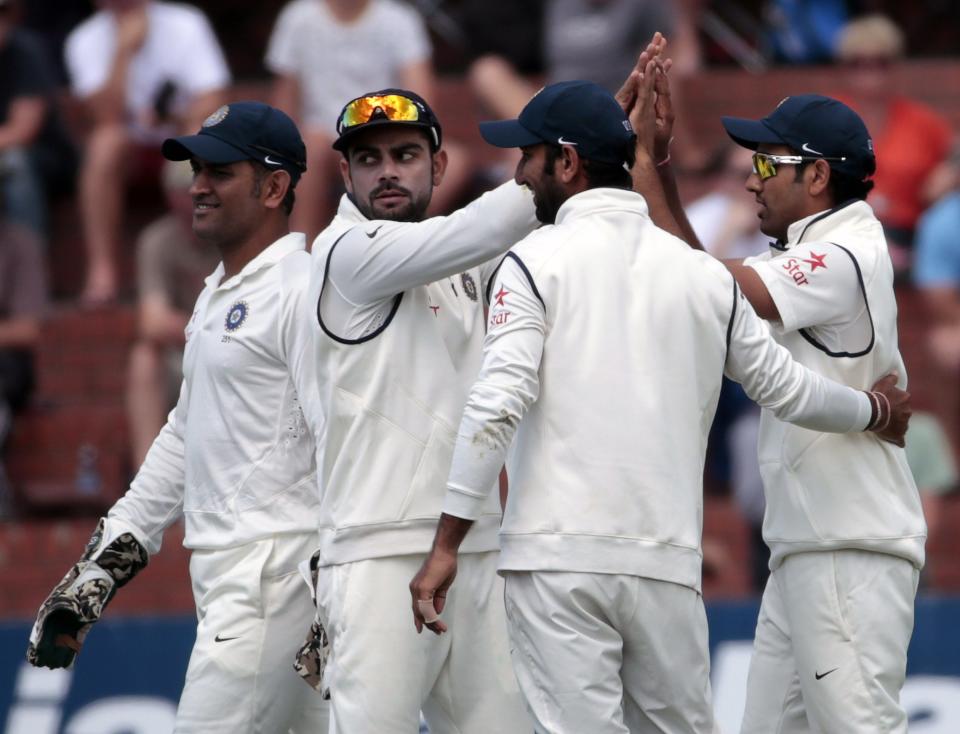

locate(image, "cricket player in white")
[[292, 89, 536, 733], [411, 80, 911, 734], [27, 103, 329, 734], [624, 37, 925, 733]]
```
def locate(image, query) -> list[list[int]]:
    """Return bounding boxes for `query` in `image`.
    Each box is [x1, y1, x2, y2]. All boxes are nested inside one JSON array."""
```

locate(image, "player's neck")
[[218, 220, 291, 279], [325, 0, 370, 23]]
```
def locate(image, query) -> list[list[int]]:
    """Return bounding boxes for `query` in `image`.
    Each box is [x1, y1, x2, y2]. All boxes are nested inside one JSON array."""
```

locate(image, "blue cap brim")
[[721, 116, 786, 151], [478, 119, 544, 149], [161, 133, 250, 164]]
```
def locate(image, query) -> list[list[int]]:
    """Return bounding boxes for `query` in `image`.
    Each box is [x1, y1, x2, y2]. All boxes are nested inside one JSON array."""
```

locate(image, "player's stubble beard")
[[528, 146, 569, 225], [350, 174, 434, 223]]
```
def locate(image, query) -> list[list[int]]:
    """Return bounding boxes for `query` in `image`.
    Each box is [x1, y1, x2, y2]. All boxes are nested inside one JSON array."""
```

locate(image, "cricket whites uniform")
[[441, 188, 881, 734], [106, 233, 329, 733], [740, 201, 926, 733], [298, 182, 537, 733]]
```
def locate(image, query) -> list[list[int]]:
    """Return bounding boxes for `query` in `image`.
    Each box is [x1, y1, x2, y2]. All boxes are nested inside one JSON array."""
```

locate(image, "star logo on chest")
[[494, 286, 509, 307], [429, 304, 440, 317], [802, 251, 828, 272]]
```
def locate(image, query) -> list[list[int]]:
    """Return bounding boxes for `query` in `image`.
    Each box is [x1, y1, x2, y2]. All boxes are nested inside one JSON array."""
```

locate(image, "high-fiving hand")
[[614, 32, 676, 165]]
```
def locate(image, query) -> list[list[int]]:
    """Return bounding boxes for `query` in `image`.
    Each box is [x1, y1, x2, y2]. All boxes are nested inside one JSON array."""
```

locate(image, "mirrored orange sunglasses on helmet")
[[337, 94, 423, 134]]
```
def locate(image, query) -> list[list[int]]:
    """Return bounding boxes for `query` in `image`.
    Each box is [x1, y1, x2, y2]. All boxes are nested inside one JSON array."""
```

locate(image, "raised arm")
[[617, 34, 703, 249], [328, 181, 536, 305]]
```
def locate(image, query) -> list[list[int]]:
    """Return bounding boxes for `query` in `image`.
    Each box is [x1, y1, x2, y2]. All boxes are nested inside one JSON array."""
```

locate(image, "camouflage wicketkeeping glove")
[[26, 519, 148, 669], [293, 549, 331, 699]]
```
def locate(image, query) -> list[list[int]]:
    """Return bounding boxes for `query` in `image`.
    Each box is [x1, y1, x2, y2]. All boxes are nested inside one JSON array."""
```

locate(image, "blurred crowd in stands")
[[2, 0, 959, 593]]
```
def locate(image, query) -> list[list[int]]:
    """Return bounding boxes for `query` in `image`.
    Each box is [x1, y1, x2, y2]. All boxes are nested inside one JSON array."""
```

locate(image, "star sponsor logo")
[[490, 310, 511, 327], [494, 286, 509, 307], [802, 251, 828, 272], [224, 300, 249, 332], [429, 304, 440, 317], [781, 251, 827, 286]]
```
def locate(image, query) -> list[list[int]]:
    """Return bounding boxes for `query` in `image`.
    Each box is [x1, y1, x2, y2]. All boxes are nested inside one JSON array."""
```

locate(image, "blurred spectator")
[[266, 0, 472, 241], [0, 219, 47, 517], [835, 14, 954, 265], [913, 170, 960, 371], [0, 0, 76, 238], [763, 0, 848, 64], [469, 1, 706, 172], [903, 411, 957, 554], [125, 160, 215, 468], [64, 0, 229, 304], [686, 145, 769, 260]]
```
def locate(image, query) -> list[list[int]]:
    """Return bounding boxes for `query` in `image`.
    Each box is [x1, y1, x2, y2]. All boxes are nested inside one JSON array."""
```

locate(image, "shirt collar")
[[334, 194, 370, 225], [555, 187, 648, 225], [205, 232, 306, 291], [781, 199, 869, 249]]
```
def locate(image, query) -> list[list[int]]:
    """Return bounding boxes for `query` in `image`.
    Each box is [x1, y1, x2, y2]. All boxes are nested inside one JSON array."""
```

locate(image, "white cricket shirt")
[[443, 188, 875, 592], [297, 183, 537, 566], [744, 200, 926, 569], [107, 233, 319, 553]]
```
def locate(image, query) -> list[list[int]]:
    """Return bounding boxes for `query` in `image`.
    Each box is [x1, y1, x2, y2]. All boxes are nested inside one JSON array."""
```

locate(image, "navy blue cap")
[[332, 89, 442, 152], [479, 80, 636, 165], [162, 101, 307, 184], [722, 94, 876, 180]]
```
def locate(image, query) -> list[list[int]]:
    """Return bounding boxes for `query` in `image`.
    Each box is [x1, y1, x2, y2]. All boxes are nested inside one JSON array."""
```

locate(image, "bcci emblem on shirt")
[[225, 301, 249, 332]]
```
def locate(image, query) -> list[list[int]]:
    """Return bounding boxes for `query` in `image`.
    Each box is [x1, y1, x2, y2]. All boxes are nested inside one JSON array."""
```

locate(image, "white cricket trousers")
[[503, 571, 719, 734], [315, 551, 531, 734], [740, 549, 919, 734], [174, 533, 330, 733]]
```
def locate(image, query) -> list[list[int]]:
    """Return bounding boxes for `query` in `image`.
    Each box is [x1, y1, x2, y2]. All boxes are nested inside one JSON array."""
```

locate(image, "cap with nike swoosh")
[[479, 80, 636, 165], [162, 101, 307, 184], [722, 94, 876, 180]]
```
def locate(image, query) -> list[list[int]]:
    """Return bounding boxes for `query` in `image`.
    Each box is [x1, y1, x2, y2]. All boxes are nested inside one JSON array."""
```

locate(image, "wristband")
[[864, 391, 879, 430], [869, 391, 891, 433], [656, 136, 675, 168]]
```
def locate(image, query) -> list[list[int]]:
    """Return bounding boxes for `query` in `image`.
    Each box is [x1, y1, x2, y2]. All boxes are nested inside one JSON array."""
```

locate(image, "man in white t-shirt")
[[266, 0, 471, 240], [64, 0, 230, 303], [27, 102, 328, 734], [625, 40, 926, 733]]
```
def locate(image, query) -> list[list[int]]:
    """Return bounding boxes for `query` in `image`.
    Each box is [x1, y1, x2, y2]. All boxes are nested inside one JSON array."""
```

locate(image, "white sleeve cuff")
[[441, 483, 490, 521]]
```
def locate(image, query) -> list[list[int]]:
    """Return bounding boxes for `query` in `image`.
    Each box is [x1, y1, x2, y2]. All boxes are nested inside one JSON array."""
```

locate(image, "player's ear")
[[262, 169, 293, 211], [808, 159, 831, 198], [431, 148, 448, 189], [339, 156, 354, 195], [558, 145, 581, 184]]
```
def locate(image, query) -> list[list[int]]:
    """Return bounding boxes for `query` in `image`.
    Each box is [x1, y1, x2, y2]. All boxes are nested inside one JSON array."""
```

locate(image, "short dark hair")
[[250, 161, 296, 215], [544, 144, 634, 190], [792, 157, 874, 205]]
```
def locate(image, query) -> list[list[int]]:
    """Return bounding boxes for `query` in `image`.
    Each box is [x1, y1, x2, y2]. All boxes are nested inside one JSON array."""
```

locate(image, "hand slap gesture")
[[615, 32, 676, 165]]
